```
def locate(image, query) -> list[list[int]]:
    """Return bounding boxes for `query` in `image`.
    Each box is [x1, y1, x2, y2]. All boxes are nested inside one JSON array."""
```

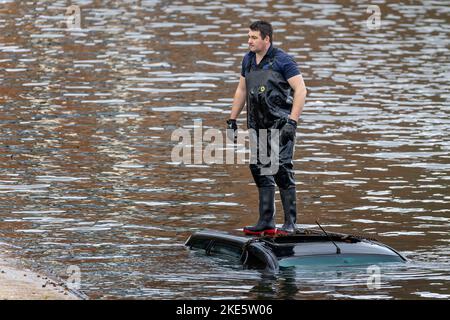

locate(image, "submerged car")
[[185, 228, 406, 272]]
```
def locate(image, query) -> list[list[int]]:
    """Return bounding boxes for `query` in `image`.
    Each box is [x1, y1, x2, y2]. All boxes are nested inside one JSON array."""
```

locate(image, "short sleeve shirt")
[[241, 45, 301, 81]]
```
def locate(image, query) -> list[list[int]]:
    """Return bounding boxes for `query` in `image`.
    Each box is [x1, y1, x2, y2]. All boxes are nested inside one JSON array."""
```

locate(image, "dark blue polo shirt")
[[241, 45, 301, 81]]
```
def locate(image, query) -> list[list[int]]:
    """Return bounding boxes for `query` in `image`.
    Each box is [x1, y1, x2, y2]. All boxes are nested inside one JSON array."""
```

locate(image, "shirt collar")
[[250, 44, 275, 67], [266, 44, 275, 58]]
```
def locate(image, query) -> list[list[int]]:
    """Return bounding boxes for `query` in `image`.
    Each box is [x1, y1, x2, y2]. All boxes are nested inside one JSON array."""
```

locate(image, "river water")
[[0, 0, 449, 299]]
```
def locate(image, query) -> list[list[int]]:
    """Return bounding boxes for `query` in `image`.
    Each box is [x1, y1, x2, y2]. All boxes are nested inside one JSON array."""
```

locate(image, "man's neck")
[[256, 43, 272, 63]]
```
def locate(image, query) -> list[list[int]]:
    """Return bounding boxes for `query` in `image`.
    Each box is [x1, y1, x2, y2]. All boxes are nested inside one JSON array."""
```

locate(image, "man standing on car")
[[227, 20, 307, 236]]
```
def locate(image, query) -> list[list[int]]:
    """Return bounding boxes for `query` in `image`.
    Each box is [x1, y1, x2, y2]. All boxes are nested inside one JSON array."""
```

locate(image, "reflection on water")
[[0, 0, 449, 299]]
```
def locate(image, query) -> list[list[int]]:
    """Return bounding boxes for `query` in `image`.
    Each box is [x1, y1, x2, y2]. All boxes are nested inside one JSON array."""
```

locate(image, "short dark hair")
[[249, 20, 273, 43]]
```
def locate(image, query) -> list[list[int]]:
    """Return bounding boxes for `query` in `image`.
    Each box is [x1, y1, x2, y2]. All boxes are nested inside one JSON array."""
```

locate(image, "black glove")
[[280, 118, 297, 144], [226, 119, 238, 143]]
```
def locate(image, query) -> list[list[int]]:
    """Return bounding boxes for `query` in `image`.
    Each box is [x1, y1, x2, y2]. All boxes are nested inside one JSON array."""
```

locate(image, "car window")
[[210, 242, 242, 260]]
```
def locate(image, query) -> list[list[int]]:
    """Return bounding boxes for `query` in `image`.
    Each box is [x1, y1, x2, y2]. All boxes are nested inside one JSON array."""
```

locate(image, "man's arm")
[[287, 74, 307, 121], [229, 76, 247, 120]]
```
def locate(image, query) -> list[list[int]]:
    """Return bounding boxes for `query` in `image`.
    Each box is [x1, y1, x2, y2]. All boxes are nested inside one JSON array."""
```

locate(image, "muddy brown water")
[[0, 0, 449, 299]]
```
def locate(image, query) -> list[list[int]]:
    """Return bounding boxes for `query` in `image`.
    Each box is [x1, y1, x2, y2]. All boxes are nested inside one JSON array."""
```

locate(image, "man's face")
[[248, 29, 269, 53]]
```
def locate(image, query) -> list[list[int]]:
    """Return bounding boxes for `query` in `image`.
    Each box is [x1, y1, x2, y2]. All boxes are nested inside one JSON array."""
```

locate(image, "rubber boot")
[[243, 186, 277, 236], [277, 187, 297, 235]]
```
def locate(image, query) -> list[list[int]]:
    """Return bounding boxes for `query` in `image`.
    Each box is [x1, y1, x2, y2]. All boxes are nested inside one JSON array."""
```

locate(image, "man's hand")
[[280, 118, 297, 144], [226, 119, 238, 143]]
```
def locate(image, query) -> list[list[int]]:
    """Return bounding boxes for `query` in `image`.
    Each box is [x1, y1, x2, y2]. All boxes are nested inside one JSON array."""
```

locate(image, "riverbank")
[[0, 253, 82, 300]]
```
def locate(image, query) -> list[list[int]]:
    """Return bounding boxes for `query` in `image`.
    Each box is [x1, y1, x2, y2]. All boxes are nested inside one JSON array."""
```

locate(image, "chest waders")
[[243, 49, 298, 236]]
